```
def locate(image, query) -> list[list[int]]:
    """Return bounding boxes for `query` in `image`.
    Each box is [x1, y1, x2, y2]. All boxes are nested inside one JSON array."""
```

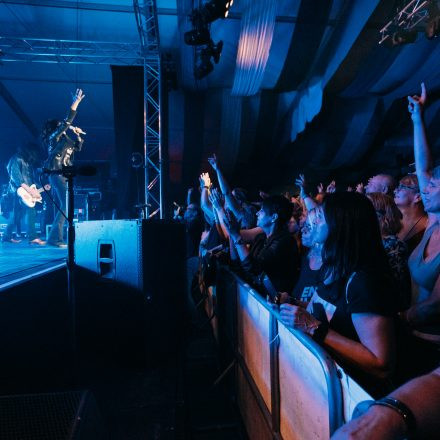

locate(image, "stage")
[[0, 241, 66, 290]]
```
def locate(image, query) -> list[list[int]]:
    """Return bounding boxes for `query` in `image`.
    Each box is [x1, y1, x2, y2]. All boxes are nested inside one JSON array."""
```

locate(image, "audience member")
[[394, 174, 428, 254], [224, 195, 300, 293], [365, 174, 396, 196], [279, 192, 397, 397], [331, 366, 440, 440], [368, 192, 411, 310], [399, 83, 440, 379]]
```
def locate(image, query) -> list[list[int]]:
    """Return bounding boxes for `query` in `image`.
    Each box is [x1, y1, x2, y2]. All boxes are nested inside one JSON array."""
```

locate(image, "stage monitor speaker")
[[0, 390, 106, 440], [74, 220, 185, 363]]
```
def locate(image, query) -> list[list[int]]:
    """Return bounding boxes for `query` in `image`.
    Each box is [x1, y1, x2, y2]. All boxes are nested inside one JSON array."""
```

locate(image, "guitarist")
[[42, 89, 86, 248], [2, 143, 46, 245]]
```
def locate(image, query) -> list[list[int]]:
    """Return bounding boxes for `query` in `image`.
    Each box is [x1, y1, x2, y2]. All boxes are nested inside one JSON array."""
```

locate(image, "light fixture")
[[200, 0, 231, 23], [184, 27, 211, 45], [391, 29, 418, 45], [194, 40, 223, 79]]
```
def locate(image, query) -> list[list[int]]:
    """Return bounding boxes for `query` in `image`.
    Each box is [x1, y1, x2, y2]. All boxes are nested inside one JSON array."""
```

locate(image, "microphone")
[[38, 166, 97, 176], [69, 125, 87, 135]]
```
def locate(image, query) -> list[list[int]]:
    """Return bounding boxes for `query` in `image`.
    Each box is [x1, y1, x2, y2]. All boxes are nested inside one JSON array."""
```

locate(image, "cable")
[[39, 173, 68, 222]]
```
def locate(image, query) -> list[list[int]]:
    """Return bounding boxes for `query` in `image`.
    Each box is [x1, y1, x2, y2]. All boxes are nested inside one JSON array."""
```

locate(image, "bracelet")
[[311, 321, 329, 344], [233, 236, 245, 246], [202, 186, 209, 189], [370, 397, 416, 436]]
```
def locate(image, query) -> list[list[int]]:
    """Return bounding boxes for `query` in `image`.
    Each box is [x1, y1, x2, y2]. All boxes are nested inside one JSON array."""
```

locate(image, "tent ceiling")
[[1, 0, 440, 192]]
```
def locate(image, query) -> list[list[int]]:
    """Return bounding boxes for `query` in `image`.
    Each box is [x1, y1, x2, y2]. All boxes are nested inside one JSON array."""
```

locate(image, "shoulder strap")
[[345, 272, 357, 304]]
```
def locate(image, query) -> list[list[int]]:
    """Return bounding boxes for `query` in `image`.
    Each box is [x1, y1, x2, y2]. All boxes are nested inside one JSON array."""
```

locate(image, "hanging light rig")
[[379, 0, 440, 46], [184, 0, 234, 80]]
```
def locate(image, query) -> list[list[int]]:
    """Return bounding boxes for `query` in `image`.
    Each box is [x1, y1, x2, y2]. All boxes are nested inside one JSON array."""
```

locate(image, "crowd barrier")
[[213, 266, 372, 440]]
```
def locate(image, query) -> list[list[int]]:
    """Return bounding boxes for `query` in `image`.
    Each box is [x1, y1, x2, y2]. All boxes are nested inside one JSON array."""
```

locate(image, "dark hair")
[[322, 192, 389, 280], [367, 192, 402, 236], [41, 119, 61, 144], [261, 195, 293, 230]]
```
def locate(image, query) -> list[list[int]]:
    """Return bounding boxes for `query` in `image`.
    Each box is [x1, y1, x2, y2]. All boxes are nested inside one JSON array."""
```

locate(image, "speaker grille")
[[0, 391, 86, 440]]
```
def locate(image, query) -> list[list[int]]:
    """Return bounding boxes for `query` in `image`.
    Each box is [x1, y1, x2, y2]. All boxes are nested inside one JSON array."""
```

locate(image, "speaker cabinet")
[[0, 390, 106, 440], [74, 220, 185, 364]]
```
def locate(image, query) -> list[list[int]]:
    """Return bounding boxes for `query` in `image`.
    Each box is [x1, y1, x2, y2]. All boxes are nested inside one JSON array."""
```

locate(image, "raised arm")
[[199, 172, 214, 224], [408, 82, 432, 192], [208, 154, 243, 221], [295, 174, 318, 211]]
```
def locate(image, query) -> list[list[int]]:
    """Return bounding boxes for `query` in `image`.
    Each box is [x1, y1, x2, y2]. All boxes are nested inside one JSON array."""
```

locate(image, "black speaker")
[[0, 390, 106, 440], [74, 220, 185, 364]]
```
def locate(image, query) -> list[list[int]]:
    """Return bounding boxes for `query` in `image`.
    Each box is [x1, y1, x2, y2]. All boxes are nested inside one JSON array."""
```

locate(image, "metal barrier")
[[215, 266, 371, 440]]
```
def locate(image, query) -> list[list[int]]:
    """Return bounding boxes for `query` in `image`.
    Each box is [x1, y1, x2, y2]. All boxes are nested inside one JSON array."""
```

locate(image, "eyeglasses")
[[397, 184, 418, 191]]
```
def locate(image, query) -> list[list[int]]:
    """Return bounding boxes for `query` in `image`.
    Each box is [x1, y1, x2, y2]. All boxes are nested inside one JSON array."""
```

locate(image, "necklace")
[[402, 215, 425, 241]]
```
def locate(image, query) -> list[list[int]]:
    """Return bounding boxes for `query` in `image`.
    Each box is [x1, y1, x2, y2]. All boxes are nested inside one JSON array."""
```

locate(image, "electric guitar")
[[17, 183, 51, 208]]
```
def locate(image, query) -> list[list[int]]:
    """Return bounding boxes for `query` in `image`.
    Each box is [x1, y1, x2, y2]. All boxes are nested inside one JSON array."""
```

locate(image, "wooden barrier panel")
[[278, 322, 331, 440], [237, 283, 272, 413], [215, 267, 371, 440]]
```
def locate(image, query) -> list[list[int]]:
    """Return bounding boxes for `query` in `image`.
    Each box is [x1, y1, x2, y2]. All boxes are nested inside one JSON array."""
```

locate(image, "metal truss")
[[134, 0, 162, 219], [0, 36, 145, 65], [379, 0, 431, 44]]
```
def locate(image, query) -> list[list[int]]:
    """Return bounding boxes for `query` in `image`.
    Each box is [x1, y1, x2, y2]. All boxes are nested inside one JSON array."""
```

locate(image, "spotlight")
[[184, 27, 211, 45], [200, 0, 232, 23], [194, 52, 214, 80], [193, 40, 223, 80], [209, 40, 223, 64]]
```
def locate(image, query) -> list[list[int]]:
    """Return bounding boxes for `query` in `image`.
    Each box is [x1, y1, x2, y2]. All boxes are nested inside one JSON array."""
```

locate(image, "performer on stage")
[[2, 143, 46, 245], [42, 89, 86, 248]]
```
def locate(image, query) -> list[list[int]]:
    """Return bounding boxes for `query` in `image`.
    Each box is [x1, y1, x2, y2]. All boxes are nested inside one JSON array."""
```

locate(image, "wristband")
[[233, 236, 245, 246], [311, 321, 329, 344], [370, 397, 416, 436]]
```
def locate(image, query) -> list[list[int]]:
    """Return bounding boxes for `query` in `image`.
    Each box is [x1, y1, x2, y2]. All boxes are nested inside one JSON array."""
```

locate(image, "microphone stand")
[[60, 167, 79, 380]]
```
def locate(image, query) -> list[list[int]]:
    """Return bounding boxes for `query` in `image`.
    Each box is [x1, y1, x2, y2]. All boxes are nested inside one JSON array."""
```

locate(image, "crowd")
[[175, 83, 440, 438]]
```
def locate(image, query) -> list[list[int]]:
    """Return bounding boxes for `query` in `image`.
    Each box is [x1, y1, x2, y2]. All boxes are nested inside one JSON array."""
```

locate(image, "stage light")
[[193, 40, 223, 80], [209, 40, 223, 64], [184, 27, 211, 45], [200, 0, 232, 23], [391, 29, 418, 45], [194, 51, 214, 80]]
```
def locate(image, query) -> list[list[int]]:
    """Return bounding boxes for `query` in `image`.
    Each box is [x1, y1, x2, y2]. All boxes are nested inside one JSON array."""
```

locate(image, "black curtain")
[[111, 66, 144, 218]]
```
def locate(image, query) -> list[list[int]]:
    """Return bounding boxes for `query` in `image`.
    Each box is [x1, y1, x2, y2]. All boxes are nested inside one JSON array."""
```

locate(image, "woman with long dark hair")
[[279, 192, 397, 396]]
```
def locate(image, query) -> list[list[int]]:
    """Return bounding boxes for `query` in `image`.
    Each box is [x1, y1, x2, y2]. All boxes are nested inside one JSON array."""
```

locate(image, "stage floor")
[[0, 241, 66, 289]]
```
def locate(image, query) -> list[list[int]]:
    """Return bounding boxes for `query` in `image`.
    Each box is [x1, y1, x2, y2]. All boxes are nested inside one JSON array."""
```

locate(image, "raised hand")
[[71, 89, 85, 110], [346, 186, 353, 192], [356, 183, 364, 194], [208, 153, 219, 171], [223, 208, 241, 236], [209, 187, 224, 210], [295, 174, 307, 198], [408, 82, 426, 121], [199, 172, 212, 189], [326, 180, 336, 194]]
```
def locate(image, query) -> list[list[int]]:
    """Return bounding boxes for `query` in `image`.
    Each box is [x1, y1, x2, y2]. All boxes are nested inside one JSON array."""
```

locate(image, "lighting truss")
[[133, 0, 162, 219], [379, 0, 431, 44], [0, 37, 144, 65]]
